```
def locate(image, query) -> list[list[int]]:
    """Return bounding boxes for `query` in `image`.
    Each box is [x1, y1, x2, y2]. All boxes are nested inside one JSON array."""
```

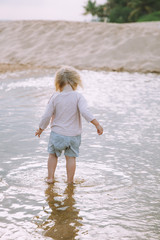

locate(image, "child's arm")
[[35, 114, 54, 137], [91, 119, 103, 135], [35, 96, 55, 137], [78, 94, 103, 135]]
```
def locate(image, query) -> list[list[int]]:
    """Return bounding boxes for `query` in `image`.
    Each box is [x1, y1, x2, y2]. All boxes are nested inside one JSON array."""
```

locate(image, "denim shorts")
[[48, 131, 81, 157]]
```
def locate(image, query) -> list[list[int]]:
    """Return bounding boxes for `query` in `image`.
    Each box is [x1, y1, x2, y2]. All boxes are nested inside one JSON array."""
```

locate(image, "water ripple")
[[0, 70, 160, 239]]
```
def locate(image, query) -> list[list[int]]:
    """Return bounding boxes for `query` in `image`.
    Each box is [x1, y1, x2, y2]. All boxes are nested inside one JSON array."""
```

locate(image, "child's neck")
[[62, 84, 73, 92]]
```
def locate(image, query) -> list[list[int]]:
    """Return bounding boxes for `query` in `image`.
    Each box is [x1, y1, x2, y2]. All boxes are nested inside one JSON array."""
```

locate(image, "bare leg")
[[47, 153, 58, 183], [65, 156, 76, 184]]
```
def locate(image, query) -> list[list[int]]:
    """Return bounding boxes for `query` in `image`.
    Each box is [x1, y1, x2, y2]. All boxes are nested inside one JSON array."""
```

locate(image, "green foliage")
[[83, 0, 97, 16], [128, 0, 160, 21], [83, 0, 107, 21], [95, 4, 108, 21], [108, 6, 132, 23], [83, 0, 160, 23], [137, 11, 160, 22]]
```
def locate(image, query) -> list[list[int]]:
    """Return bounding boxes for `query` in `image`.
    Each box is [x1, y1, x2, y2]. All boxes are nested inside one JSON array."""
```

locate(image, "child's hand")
[[35, 128, 44, 138], [91, 119, 103, 135], [96, 124, 103, 135]]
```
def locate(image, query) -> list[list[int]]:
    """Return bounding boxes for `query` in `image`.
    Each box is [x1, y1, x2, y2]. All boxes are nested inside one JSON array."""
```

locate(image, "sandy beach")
[[0, 20, 160, 73]]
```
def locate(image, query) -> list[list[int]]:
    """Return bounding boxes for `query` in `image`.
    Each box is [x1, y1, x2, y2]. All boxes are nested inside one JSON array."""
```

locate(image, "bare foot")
[[46, 178, 54, 184], [67, 181, 75, 185]]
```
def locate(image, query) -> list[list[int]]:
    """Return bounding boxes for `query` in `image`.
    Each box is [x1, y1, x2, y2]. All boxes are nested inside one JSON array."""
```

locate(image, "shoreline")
[[0, 20, 160, 74], [0, 63, 160, 75]]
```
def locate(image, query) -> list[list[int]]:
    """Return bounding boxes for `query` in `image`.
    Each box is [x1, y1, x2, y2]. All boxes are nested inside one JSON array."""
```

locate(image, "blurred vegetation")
[[83, 0, 160, 23], [137, 11, 160, 22]]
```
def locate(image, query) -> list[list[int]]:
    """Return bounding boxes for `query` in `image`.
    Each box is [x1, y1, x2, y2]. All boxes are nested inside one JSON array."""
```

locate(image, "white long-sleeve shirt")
[[39, 84, 94, 136]]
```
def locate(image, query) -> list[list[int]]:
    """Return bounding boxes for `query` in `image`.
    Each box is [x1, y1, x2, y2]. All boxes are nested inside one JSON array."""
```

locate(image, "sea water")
[[0, 70, 160, 240]]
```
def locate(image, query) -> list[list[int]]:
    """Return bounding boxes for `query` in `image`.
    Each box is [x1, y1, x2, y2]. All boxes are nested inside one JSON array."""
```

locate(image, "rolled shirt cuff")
[[84, 113, 95, 123]]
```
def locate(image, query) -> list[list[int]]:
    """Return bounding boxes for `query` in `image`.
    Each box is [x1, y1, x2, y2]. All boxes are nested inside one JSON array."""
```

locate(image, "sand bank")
[[0, 20, 160, 73]]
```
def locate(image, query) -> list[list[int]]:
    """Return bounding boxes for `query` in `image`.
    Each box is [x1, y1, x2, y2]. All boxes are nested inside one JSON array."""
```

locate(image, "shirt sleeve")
[[39, 95, 55, 130], [78, 93, 94, 122]]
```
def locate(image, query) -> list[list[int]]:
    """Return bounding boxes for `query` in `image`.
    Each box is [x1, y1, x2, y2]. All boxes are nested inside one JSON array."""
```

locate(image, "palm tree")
[[128, 0, 155, 21], [96, 4, 108, 20], [83, 0, 97, 16]]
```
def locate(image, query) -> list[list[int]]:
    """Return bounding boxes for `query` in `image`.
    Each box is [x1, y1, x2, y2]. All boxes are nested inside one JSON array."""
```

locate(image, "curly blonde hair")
[[54, 66, 83, 91]]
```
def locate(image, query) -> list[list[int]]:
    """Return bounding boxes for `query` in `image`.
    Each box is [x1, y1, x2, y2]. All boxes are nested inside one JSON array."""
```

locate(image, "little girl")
[[35, 66, 103, 184]]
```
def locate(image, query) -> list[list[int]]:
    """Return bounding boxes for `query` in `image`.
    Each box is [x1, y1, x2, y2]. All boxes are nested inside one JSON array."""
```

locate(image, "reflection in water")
[[40, 184, 82, 240]]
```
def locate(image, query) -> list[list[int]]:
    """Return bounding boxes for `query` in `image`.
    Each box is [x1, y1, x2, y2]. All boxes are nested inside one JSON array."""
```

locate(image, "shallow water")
[[0, 70, 160, 240]]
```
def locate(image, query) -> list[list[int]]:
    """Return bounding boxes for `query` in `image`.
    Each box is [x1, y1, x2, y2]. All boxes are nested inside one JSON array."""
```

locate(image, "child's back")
[[40, 84, 94, 137], [35, 66, 103, 184]]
